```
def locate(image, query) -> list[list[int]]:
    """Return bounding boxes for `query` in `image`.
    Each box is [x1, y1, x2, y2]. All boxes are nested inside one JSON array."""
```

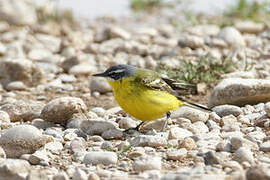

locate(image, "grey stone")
[[5, 81, 27, 91], [118, 117, 137, 129], [213, 105, 242, 117], [0, 58, 45, 87], [167, 148, 187, 161], [178, 35, 204, 49], [73, 168, 87, 180], [260, 141, 270, 152], [168, 127, 193, 139], [217, 27, 245, 46], [130, 135, 167, 147], [0, 159, 30, 180], [264, 102, 270, 118], [133, 156, 161, 172], [108, 26, 131, 40], [234, 147, 254, 164], [0, 100, 43, 122], [204, 151, 222, 165], [31, 118, 54, 130], [69, 64, 97, 75], [83, 151, 117, 165], [0, 0, 37, 25], [41, 97, 87, 124], [0, 110, 10, 122], [52, 172, 69, 180], [209, 78, 270, 108], [235, 21, 264, 34], [90, 77, 112, 94], [35, 33, 61, 53], [80, 119, 118, 135], [101, 129, 123, 140], [246, 165, 270, 180], [0, 125, 50, 158], [0, 147, 6, 158], [172, 106, 209, 123]]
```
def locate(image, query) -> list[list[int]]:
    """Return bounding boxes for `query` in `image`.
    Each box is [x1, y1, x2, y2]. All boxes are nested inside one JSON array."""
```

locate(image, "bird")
[[93, 64, 211, 131]]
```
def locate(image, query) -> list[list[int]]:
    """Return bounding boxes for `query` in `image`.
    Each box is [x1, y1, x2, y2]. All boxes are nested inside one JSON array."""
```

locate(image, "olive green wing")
[[139, 69, 196, 95]]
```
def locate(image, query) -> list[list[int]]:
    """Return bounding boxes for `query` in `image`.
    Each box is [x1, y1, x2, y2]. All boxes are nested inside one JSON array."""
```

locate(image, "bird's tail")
[[177, 97, 212, 112]]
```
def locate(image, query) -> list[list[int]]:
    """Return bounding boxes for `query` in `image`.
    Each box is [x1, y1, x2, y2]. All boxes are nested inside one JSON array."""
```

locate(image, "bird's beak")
[[92, 72, 107, 77]]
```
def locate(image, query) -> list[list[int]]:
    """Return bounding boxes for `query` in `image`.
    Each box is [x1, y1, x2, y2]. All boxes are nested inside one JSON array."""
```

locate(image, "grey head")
[[93, 64, 137, 81]]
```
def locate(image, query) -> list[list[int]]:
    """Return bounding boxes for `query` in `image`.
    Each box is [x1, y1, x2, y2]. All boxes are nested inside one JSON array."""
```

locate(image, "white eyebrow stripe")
[[109, 69, 125, 74]]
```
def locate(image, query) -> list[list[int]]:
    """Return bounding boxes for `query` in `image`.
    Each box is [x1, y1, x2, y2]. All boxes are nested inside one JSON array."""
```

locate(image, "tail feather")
[[177, 97, 212, 112]]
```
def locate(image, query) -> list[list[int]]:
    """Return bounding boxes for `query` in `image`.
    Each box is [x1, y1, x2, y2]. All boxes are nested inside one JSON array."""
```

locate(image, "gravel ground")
[[1, 1, 270, 180]]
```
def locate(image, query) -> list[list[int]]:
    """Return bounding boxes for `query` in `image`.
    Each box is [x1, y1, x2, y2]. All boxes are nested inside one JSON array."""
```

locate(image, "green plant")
[[224, 0, 270, 21], [159, 54, 237, 85], [130, 0, 166, 11], [36, 6, 75, 24]]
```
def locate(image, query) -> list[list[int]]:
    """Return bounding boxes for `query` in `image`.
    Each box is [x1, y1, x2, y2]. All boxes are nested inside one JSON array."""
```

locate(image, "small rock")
[[264, 102, 270, 118], [0, 159, 30, 180], [187, 24, 220, 36], [90, 77, 112, 94], [45, 141, 63, 154], [233, 147, 254, 164], [167, 148, 187, 161], [31, 118, 54, 129], [118, 117, 137, 129], [102, 129, 123, 140], [130, 135, 167, 147], [0, 125, 50, 158], [6, 81, 27, 91], [0, 58, 45, 87], [80, 119, 118, 135], [52, 172, 69, 180], [28, 150, 49, 165], [260, 141, 270, 152], [235, 21, 264, 34], [108, 26, 131, 40], [133, 156, 161, 172], [230, 137, 244, 151], [173, 107, 209, 123], [69, 64, 97, 75], [41, 97, 87, 124], [0, 100, 43, 122], [70, 138, 85, 153], [178, 35, 204, 49], [209, 78, 270, 108], [88, 172, 100, 180], [83, 151, 117, 165], [0, 0, 37, 25], [0, 110, 10, 122], [140, 118, 165, 131], [91, 107, 106, 117], [178, 137, 197, 150], [204, 151, 222, 165], [192, 121, 209, 133], [217, 27, 245, 46], [246, 165, 270, 180], [73, 168, 87, 180], [0, 147, 6, 158], [220, 115, 237, 126], [169, 127, 193, 140], [213, 105, 242, 117], [35, 33, 61, 53]]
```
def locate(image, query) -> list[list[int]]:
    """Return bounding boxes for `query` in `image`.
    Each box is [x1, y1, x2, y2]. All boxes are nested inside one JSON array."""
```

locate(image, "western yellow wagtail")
[[93, 64, 211, 131]]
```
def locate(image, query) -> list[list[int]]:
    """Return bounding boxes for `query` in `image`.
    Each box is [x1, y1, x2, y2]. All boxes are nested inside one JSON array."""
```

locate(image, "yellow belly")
[[109, 78, 180, 121]]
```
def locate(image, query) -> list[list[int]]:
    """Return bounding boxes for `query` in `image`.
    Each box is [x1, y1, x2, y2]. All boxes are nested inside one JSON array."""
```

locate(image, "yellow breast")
[[108, 77, 180, 121]]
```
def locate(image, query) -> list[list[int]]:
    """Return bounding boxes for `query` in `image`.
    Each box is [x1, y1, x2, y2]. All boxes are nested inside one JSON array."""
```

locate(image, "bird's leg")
[[162, 112, 171, 132], [124, 121, 144, 132], [135, 121, 144, 131]]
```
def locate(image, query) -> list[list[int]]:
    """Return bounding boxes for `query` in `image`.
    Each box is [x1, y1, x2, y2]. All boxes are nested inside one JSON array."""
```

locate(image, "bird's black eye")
[[108, 71, 125, 80]]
